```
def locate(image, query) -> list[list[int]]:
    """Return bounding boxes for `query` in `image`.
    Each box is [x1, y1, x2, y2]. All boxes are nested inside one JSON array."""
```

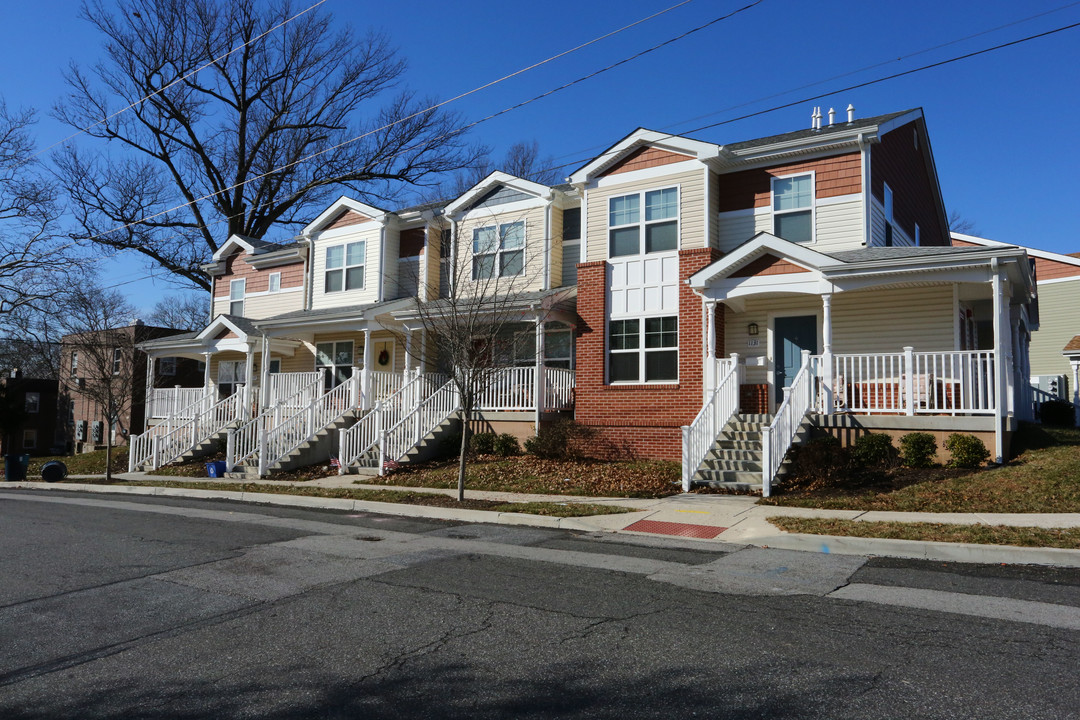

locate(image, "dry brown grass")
[[769, 516, 1080, 549]]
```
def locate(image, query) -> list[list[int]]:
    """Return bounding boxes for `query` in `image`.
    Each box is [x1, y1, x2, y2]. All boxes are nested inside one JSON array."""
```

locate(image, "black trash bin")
[[41, 460, 67, 483], [4, 455, 26, 481]]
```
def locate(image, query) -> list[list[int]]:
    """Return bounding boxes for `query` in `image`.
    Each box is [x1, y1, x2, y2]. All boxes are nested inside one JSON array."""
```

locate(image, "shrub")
[[850, 433, 898, 469], [469, 432, 497, 455], [493, 433, 521, 457], [945, 433, 990, 468], [525, 419, 596, 460], [785, 435, 847, 485], [1040, 399, 1076, 427], [899, 432, 937, 468]]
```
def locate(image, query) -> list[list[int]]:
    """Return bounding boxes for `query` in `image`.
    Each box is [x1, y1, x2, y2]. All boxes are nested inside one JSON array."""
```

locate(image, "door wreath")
[[378, 349, 390, 366]]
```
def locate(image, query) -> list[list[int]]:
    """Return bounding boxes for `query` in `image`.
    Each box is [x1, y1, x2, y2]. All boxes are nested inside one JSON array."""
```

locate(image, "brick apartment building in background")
[[0, 374, 59, 457]]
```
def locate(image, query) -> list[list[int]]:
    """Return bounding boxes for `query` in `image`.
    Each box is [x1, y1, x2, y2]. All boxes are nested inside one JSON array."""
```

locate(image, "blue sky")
[[3, 0, 1079, 314]]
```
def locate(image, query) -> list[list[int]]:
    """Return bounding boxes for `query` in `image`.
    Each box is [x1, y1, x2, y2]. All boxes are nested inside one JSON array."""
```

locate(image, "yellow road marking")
[[674, 509, 709, 514]]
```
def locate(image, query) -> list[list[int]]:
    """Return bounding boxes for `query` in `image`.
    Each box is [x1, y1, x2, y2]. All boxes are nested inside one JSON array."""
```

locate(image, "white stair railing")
[[129, 389, 217, 471], [147, 391, 244, 470], [761, 351, 814, 497], [226, 373, 325, 472], [148, 386, 206, 420], [259, 373, 361, 474], [268, 372, 322, 409], [369, 370, 405, 404], [542, 367, 575, 411], [681, 354, 741, 491], [380, 380, 459, 472]]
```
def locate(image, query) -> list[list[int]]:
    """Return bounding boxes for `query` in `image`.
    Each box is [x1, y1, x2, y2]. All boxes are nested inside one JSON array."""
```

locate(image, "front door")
[[773, 315, 817, 404]]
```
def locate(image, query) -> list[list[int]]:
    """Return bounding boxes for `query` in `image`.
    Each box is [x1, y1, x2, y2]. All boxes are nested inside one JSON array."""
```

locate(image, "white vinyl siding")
[[815, 197, 865, 252], [1029, 278, 1080, 377], [870, 196, 913, 247], [456, 203, 547, 294], [310, 223, 382, 310]]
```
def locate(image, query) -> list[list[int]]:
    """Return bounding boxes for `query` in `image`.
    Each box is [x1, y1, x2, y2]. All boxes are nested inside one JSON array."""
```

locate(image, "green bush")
[[524, 419, 596, 460], [899, 432, 937, 468], [850, 433, 898, 469], [469, 432, 497, 455], [945, 433, 990, 468], [493, 433, 521, 457], [1040, 399, 1076, 427]]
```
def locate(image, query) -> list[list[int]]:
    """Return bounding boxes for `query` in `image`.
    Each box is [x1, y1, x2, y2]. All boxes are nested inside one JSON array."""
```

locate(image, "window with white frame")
[[23, 429, 36, 450], [268, 272, 281, 293], [70, 351, 78, 377], [915, 223, 921, 247], [608, 187, 678, 257], [473, 221, 524, 280], [772, 174, 813, 243], [325, 242, 365, 292], [229, 278, 245, 315], [608, 316, 678, 383], [112, 348, 122, 375], [883, 182, 895, 247], [315, 341, 354, 389], [160, 357, 176, 376], [25, 392, 40, 414]]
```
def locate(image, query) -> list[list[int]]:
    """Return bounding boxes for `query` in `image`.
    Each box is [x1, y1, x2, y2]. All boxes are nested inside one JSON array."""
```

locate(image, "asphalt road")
[[2, 489, 1080, 719]]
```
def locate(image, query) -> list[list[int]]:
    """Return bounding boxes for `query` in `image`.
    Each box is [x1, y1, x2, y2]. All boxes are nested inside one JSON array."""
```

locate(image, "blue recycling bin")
[[206, 461, 228, 478], [4, 454, 28, 481]]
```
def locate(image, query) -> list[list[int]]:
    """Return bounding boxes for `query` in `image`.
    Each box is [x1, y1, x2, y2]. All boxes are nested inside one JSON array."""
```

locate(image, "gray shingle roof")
[[258, 302, 386, 324], [825, 246, 991, 263], [723, 110, 915, 152]]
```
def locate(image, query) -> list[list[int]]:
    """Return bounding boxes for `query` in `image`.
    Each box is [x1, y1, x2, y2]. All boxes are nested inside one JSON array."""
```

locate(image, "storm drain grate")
[[623, 519, 726, 539]]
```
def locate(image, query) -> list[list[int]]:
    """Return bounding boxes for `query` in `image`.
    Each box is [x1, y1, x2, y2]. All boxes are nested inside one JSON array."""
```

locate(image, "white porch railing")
[[474, 367, 536, 411], [823, 349, 996, 416], [268, 372, 322, 409], [369, 370, 405, 404], [130, 390, 218, 471], [762, 351, 815, 497], [381, 380, 459, 469], [148, 386, 207, 420], [144, 391, 245, 470], [682, 354, 742, 491], [258, 374, 361, 474], [543, 367, 575, 411]]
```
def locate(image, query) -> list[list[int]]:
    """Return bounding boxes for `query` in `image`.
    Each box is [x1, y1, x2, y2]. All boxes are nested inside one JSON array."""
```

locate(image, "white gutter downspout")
[[449, 216, 459, 298], [303, 233, 315, 310], [543, 200, 552, 291], [859, 132, 871, 247], [377, 221, 387, 303], [991, 257, 1005, 464]]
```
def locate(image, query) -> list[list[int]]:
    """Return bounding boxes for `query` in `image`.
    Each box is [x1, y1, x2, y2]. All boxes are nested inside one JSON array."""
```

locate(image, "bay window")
[[608, 187, 678, 257]]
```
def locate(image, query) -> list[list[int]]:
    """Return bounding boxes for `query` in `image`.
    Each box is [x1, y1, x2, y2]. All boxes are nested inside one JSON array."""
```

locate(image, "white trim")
[[605, 314, 680, 385], [770, 170, 816, 245], [303, 196, 388, 235], [605, 184, 681, 260], [470, 218, 528, 281], [445, 170, 552, 216], [953, 232, 1080, 268], [455, 196, 548, 220], [268, 272, 281, 293], [569, 128, 720, 185], [1034, 275, 1080, 286], [243, 285, 303, 299], [766, 309, 823, 413], [817, 192, 862, 207], [590, 159, 701, 190], [211, 234, 256, 261], [229, 278, 245, 316], [688, 232, 844, 288]]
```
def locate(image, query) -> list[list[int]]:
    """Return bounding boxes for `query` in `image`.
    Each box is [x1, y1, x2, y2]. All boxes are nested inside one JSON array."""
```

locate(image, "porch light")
[[747, 322, 759, 336]]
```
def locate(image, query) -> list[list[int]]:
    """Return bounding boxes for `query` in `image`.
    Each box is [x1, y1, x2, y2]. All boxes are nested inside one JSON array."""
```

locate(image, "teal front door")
[[773, 315, 817, 404]]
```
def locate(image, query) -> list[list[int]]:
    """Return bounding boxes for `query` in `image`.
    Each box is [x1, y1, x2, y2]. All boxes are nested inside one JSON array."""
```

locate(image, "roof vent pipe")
[[828, 107, 835, 126], [847, 104, 855, 123], [810, 107, 816, 130]]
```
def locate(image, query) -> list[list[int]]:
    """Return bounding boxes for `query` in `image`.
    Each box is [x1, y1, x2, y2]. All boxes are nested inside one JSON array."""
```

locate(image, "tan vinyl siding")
[[383, 225, 400, 300], [707, 168, 720, 249], [277, 348, 316, 374], [549, 205, 564, 289], [455, 203, 548, 295], [717, 209, 769, 253], [585, 165, 705, 262], [815, 197, 864, 252], [1030, 279, 1080, 377], [725, 294, 819, 384], [310, 224, 383, 310], [239, 290, 305, 320], [424, 223, 443, 301]]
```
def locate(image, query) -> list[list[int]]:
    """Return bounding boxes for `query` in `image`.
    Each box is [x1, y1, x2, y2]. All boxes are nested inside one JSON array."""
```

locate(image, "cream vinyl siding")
[[1029, 278, 1080, 377], [549, 206, 564, 288], [585, 166, 706, 262], [815, 197, 864, 252], [239, 290, 304, 320], [717, 208, 769, 253], [707, 168, 720, 249], [456, 204, 547, 295], [277, 348, 316, 374], [310, 224, 382, 310], [383, 225, 400, 300], [724, 285, 955, 384], [424, 224, 443, 301]]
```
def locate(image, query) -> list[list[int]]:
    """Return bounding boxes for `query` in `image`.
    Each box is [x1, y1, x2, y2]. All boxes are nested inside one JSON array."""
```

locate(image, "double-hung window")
[[608, 317, 678, 383], [112, 348, 123, 375], [316, 341, 354, 389], [772, 174, 813, 243], [25, 392, 40, 414], [70, 351, 78, 377], [473, 221, 524, 280], [325, 242, 365, 292], [883, 183, 895, 247], [229, 279, 245, 316], [608, 187, 678, 257], [160, 357, 177, 376], [268, 272, 281, 293]]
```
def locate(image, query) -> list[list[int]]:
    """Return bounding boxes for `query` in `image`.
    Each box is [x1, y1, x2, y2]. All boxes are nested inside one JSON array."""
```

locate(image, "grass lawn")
[[24, 449, 129, 477], [51, 478, 633, 517], [364, 454, 682, 499], [761, 425, 1080, 514], [769, 516, 1080, 550]]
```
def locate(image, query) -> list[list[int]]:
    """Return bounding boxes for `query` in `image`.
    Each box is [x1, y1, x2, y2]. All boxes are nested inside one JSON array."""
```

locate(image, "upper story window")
[[25, 392, 40, 414], [229, 278, 245, 315], [70, 351, 78, 377], [268, 272, 281, 293], [112, 348, 123, 375], [772, 173, 813, 243], [609, 187, 678, 257], [325, 241, 365, 292], [883, 182, 895, 247], [473, 221, 524, 280], [160, 357, 177, 376]]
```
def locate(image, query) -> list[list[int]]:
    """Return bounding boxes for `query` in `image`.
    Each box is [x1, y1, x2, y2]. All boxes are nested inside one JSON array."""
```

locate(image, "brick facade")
[[573, 247, 722, 460]]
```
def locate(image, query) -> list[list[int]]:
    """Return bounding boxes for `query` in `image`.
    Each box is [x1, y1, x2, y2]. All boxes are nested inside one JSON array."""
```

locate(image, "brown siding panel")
[[731, 254, 811, 278], [871, 120, 946, 245], [323, 209, 372, 230], [212, 251, 305, 296], [602, 147, 694, 177], [399, 228, 426, 258], [716, 152, 861, 213]]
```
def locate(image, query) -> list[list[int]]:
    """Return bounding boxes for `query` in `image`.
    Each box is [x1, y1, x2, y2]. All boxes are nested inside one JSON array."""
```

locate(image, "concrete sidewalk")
[[9, 471, 1080, 568]]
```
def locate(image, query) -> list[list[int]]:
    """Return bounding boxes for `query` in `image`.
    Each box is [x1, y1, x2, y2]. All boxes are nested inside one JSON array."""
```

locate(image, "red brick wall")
[[716, 152, 861, 212], [574, 247, 722, 460], [212, 251, 305, 297], [871, 119, 947, 246]]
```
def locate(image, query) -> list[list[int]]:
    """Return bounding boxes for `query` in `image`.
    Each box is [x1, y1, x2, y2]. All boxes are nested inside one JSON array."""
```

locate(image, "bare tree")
[[391, 217, 552, 501], [55, 0, 483, 291], [147, 293, 210, 331], [0, 100, 63, 319], [441, 140, 559, 198], [51, 279, 138, 481], [948, 210, 978, 236]]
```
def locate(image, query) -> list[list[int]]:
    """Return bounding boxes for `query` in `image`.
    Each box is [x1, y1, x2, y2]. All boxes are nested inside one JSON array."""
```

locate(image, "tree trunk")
[[104, 418, 113, 483], [457, 408, 471, 502]]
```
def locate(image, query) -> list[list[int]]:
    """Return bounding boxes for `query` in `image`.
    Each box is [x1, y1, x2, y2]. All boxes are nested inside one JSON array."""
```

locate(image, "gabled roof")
[[444, 171, 553, 216], [303, 196, 389, 235], [952, 232, 1080, 268], [568, 128, 720, 184], [211, 234, 281, 262], [688, 233, 843, 288], [205, 234, 304, 273], [1064, 336, 1080, 356], [195, 314, 261, 341], [723, 109, 915, 154]]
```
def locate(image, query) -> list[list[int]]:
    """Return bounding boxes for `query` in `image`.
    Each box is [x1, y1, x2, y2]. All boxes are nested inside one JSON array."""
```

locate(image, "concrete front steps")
[[341, 415, 462, 476], [226, 409, 361, 479], [134, 425, 235, 472], [690, 413, 813, 492]]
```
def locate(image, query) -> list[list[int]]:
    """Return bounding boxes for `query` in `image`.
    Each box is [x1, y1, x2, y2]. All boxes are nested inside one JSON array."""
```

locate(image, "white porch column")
[[822, 293, 834, 416], [1072, 360, 1080, 426], [704, 300, 717, 400], [144, 355, 155, 431], [243, 346, 255, 417], [405, 329, 414, 373], [534, 316, 545, 434], [362, 327, 374, 410], [991, 263, 1006, 463], [259, 334, 271, 410], [202, 352, 212, 396]]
